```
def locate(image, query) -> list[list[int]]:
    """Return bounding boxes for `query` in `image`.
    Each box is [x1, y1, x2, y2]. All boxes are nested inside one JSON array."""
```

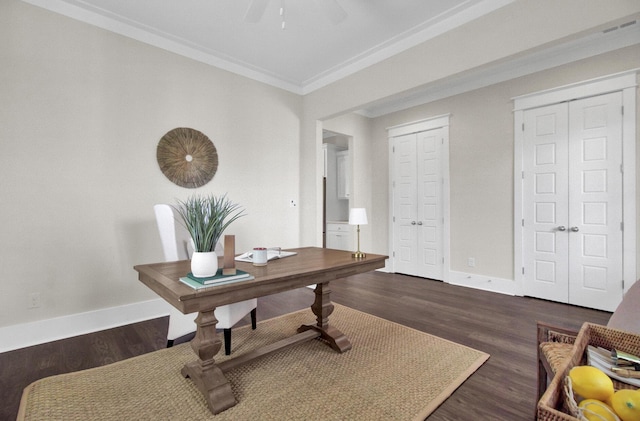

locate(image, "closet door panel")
[[393, 134, 419, 275], [416, 130, 443, 280], [567, 92, 623, 311], [522, 103, 570, 302]]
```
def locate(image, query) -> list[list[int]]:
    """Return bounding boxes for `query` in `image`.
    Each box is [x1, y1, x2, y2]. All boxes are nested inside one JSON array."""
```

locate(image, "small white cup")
[[253, 247, 267, 266]]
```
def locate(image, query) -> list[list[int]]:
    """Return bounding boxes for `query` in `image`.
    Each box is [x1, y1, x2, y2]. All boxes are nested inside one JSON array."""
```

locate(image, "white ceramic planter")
[[191, 251, 218, 277]]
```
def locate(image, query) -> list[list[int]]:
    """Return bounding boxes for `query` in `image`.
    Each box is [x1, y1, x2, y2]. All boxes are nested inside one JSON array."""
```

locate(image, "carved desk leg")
[[297, 281, 352, 353], [181, 308, 236, 414]]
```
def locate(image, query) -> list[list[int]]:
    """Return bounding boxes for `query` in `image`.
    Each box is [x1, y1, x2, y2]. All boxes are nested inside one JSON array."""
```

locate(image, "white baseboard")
[[0, 299, 169, 353], [447, 271, 516, 296]]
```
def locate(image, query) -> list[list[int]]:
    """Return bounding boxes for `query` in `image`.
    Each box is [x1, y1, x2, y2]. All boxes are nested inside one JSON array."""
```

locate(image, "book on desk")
[[179, 269, 254, 290]]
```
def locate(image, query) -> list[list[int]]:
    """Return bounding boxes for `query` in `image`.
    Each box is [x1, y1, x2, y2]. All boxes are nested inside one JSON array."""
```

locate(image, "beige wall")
[[0, 1, 302, 328], [370, 45, 640, 280]]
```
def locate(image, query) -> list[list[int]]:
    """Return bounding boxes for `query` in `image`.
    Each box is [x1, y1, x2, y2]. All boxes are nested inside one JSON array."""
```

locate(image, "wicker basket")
[[537, 323, 640, 421]]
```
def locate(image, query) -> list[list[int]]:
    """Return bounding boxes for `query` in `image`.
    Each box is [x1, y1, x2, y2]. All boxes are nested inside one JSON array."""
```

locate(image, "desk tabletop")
[[134, 247, 387, 314]]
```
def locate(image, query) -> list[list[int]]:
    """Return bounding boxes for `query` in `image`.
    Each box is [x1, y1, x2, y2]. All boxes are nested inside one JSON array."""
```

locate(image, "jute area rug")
[[18, 304, 489, 420]]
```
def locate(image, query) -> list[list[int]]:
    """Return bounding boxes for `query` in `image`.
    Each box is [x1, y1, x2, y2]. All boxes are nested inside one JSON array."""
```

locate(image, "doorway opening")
[[322, 130, 351, 251]]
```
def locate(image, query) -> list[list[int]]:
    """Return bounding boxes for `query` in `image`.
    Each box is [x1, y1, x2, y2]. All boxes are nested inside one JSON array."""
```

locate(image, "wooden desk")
[[134, 247, 387, 414]]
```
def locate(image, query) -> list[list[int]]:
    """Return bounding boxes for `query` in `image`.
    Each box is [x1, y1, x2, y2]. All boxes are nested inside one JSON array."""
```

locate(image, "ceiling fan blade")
[[244, 0, 270, 23], [315, 0, 347, 25]]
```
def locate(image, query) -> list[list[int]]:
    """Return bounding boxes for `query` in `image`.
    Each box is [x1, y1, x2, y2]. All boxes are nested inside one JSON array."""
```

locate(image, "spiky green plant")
[[173, 194, 245, 253]]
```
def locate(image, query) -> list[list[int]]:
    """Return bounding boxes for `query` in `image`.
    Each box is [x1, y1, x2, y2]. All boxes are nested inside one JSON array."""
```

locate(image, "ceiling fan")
[[244, 0, 347, 28]]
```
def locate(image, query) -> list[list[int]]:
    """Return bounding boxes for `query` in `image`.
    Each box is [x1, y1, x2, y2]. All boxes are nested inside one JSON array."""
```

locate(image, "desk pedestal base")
[[297, 281, 352, 352], [296, 324, 351, 353], [181, 361, 236, 414], [181, 309, 236, 414]]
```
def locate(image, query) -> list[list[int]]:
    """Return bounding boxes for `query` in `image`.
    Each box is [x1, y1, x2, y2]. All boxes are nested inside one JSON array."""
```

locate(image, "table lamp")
[[349, 208, 368, 259]]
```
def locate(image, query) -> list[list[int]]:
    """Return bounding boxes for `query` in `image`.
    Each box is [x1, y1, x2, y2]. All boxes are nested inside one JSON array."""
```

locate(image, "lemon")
[[611, 389, 640, 421], [579, 399, 620, 421], [569, 366, 614, 401]]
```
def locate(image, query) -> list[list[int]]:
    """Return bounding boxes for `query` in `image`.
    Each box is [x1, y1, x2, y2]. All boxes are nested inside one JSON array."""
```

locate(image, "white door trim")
[[387, 115, 450, 283], [513, 70, 637, 296]]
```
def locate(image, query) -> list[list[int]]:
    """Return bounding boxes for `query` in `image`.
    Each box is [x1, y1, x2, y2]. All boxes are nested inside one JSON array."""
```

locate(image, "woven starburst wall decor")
[[156, 128, 218, 188]]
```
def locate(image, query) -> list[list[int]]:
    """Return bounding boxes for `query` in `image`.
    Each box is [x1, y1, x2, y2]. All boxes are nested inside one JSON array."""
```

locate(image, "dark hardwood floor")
[[0, 272, 611, 420]]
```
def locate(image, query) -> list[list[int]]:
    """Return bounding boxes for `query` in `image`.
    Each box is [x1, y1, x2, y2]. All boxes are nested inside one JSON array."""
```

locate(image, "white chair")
[[153, 204, 257, 355]]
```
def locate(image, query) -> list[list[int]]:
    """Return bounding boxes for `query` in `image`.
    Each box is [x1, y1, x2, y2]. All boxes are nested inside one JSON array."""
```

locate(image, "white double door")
[[522, 92, 623, 311], [392, 128, 444, 280]]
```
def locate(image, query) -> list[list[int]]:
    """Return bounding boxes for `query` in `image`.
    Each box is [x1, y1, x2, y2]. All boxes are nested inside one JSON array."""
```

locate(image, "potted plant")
[[174, 193, 245, 277]]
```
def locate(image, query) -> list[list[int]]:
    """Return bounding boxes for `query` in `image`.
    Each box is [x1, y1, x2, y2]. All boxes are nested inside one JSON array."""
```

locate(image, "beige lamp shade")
[[157, 127, 218, 188]]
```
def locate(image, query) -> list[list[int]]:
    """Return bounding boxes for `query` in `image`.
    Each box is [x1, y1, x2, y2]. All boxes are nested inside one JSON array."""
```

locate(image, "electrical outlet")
[[467, 257, 475, 267], [29, 292, 41, 309], [289, 199, 297, 207]]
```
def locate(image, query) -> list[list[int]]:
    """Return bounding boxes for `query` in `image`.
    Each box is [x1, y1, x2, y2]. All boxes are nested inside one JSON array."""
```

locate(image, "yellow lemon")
[[579, 399, 619, 421], [569, 366, 615, 401], [611, 389, 640, 421]]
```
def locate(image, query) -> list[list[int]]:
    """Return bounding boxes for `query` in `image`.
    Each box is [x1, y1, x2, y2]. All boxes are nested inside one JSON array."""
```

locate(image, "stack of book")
[[179, 269, 254, 290], [588, 345, 640, 386]]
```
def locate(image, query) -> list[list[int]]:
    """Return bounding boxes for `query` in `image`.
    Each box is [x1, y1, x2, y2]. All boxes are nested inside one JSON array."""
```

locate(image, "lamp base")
[[352, 251, 366, 259]]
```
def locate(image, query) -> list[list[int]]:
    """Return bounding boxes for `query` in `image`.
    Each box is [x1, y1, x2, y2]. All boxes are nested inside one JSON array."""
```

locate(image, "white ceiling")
[[22, 0, 640, 116], [23, 0, 514, 94]]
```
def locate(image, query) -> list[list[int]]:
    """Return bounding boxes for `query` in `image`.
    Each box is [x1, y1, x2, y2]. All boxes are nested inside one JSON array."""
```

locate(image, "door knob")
[[557, 226, 566, 231], [570, 226, 579, 232], [417, 221, 423, 225], [411, 221, 416, 225]]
